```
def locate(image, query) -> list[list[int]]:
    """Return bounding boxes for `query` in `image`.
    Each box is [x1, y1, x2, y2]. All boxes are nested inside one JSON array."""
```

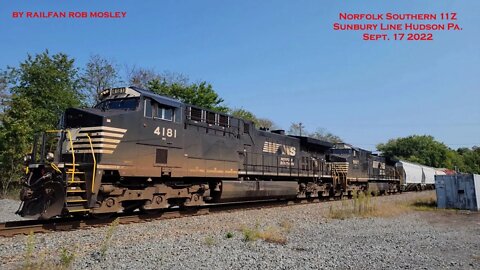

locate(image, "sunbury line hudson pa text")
[[333, 12, 461, 41]]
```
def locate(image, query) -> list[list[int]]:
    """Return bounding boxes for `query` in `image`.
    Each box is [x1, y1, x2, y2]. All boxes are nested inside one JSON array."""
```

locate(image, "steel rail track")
[[0, 199, 306, 237], [0, 193, 404, 237]]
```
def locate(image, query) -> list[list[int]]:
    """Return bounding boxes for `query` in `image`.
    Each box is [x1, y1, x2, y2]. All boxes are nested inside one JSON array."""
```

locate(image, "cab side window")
[[144, 99, 153, 117], [156, 106, 173, 121], [144, 99, 174, 121]]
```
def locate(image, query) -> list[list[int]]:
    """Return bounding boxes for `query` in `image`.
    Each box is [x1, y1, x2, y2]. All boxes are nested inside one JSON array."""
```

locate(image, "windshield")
[[95, 98, 139, 111]]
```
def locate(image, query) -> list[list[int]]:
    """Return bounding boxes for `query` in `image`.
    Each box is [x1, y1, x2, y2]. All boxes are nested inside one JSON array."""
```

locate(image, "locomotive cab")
[[17, 86, 185, 219]]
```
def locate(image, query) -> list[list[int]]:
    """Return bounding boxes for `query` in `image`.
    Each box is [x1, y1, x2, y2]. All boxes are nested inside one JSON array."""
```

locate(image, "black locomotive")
[[18, 87, 400, 219]]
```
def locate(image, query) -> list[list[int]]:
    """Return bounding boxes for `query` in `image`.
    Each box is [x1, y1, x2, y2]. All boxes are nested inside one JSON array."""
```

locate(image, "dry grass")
[[100, 218, 119, 257], [279, 219, 294, 233], [328, 192, 382, 219], [1, 186, 21, 200], [327, 192, 438, 220], [17, 219, 122, 269], [242, 227, 261, 242], [409, 193, 437, 211], [258, 227, 287, 245], [18, 231, 76, 270], [204, 236, 215, 246], [241, 221, 292, 245]]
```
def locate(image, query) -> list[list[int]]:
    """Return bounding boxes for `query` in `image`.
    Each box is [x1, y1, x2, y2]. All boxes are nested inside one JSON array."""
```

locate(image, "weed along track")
[[1, 191, 417, 237]]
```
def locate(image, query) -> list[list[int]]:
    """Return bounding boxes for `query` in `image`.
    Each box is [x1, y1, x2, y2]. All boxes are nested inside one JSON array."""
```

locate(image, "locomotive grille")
[[67, 126, 127, 154], [332, 162, 349, 173]]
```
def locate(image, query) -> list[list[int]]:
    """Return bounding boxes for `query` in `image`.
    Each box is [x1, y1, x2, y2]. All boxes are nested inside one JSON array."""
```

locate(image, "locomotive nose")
[[64, 108, 103, 128]]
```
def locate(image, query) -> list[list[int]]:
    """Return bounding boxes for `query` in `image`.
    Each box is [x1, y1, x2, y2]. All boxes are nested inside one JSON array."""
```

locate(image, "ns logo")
[[262, 142, 296, 156]]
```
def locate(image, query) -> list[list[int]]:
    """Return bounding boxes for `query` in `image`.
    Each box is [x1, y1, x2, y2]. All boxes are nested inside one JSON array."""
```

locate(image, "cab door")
[[137, 98, 184, 177]]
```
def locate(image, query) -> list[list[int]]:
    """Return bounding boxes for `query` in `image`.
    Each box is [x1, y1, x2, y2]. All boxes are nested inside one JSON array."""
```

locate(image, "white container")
[[396, 160, 440, 190]]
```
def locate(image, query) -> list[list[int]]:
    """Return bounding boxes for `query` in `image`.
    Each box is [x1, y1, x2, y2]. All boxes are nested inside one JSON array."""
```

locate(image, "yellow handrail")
[[44, 129, 65, 175], [86, 134, 97, 193], [66, 130, 75, 183], [50, 162, 62, 174]]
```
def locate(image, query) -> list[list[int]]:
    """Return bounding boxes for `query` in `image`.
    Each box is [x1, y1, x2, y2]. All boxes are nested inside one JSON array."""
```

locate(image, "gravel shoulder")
[[1, 191, 479, 270], [0, 199, 27, 223]]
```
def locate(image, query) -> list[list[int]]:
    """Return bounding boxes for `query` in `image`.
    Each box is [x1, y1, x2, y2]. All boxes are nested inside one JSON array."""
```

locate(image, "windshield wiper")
[[101, 102, 108, 112]]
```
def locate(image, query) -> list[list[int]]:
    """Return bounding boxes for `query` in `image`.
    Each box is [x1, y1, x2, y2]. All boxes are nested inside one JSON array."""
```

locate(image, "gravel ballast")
[[0, 199, 27, 223], [1, 191, 479, 270]]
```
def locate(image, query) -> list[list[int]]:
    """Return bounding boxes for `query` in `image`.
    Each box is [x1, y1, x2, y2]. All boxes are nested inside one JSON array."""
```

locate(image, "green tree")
[[144, 71, 273, 123], [0, 70, 9, 116], [0, 51, 84, 195], [229, 108, 257, 123], [377, 135, 480, 173], [310, 128, 343, 143], [288, 122, 305, 136], [228, 108, 277, 129], [256, 118, 276, 130], [0, 97, 33, 195], [377, 135, 452, 168], [83, 54, 120, 105], [148, 78, 228, 112], [127, 66, 159, 88], [288, 123, 342, 143], [158, 70, 189, 86], [457, 147, 480, 173], [8, 51, 84, 131]]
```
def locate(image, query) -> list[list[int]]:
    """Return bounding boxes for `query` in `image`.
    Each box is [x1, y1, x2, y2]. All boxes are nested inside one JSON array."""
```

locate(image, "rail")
[[0, 190, 413, 237], [0, 200, 291, 237], [6, 200, 298, 237]]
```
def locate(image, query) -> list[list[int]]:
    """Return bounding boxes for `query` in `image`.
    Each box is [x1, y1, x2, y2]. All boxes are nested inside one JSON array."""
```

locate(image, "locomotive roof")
[[290, 136, 333, 151], [333, 142, 371, 154], [129, 86, 184, 108]]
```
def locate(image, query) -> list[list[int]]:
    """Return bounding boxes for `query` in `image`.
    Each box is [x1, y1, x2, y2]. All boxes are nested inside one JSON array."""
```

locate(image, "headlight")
[[23, 154, 32, 164], [46, 152, 54, 161]]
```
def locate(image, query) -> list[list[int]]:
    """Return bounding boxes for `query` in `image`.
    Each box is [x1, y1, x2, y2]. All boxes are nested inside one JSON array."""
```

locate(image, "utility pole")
[[299, 122, 303, 136]]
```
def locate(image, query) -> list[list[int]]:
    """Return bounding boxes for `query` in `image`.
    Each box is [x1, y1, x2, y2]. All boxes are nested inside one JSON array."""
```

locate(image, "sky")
[[0, 0, 479, 151]]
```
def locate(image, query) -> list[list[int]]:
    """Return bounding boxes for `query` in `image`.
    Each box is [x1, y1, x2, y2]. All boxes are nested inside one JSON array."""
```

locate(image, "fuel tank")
[[215, 180, 298, 202]]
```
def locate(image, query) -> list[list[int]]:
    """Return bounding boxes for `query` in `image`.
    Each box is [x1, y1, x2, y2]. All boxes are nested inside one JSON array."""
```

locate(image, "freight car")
[[395, 160, 446, 191], [17, 86, 400, 219]]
